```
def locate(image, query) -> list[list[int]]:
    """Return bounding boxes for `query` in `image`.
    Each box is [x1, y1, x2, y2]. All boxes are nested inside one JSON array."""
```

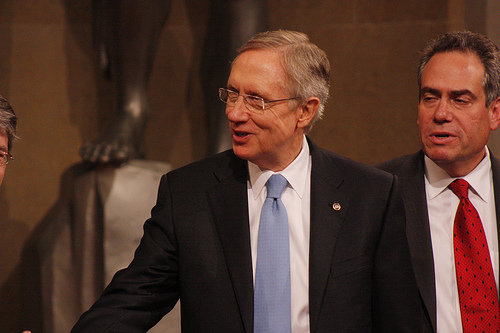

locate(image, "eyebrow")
[[449, 89, 477, 100], [420, 87, 477, 99], [226, 85, 264, 98], [420, 86, 439, 95]]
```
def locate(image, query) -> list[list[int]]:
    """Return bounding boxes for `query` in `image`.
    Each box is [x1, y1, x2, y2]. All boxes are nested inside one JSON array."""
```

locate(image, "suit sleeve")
[[71, 174, 180, 332], [372, 175, 422, 332]]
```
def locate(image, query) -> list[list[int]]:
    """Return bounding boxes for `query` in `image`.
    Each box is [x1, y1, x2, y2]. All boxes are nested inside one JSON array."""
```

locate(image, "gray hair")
[[0, 95, 18, 152], [237, 30, 330, 132], [418, 31, 500, 106]]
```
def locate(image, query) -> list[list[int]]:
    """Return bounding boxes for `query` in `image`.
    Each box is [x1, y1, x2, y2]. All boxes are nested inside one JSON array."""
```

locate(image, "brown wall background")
[[0, 0, 495, 331]]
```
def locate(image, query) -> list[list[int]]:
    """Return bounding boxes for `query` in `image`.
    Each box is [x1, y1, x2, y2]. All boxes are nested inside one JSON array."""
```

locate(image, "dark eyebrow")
[[449, 89, 477, 100], [420, 87, 440, 97], [420, 87, 477, 101]]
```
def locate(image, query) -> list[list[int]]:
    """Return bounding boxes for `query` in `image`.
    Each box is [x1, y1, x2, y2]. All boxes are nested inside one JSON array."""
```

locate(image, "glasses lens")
[[219, 88, 265, 113], [0, 154, 7, 166], [219, 88, 227, 103], [244, 96, 264, 113], [220, 89, 239, 104]]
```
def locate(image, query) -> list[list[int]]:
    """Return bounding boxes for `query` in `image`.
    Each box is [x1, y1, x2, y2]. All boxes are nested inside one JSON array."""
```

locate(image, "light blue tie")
[[254, 174, 291, 333]]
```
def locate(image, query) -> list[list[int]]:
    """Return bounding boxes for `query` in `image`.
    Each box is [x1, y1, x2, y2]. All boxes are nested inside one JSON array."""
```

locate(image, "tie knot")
[[266, 174, 288, 199], [449, 179, 470, 199]]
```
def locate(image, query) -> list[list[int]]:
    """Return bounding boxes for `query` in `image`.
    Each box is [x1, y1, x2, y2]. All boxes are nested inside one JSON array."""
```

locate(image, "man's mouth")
[[232, 130, 251, 143], [233, 130, 250, 137], [428, 132, 455, 144]]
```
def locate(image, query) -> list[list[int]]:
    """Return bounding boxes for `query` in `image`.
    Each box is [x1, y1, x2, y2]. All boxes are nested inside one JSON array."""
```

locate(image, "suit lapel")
[[307, 141, 348, 333], [398, 151, 437, 331], [208, 155, 254, 333], [490, 153, 500, 292]]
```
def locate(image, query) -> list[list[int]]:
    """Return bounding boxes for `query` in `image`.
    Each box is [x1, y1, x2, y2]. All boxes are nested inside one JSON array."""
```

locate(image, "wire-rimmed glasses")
[[0, 151, 13, 166], [219, 88, 300, 114]]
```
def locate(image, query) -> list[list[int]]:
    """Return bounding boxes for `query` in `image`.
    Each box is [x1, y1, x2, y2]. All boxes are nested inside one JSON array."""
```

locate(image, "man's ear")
[[297, 97, 320, 129], [489, 97, 500, 131]]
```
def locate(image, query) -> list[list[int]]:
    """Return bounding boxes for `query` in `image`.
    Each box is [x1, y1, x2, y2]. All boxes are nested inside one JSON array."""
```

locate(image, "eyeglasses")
[[0, 151, 13, 166], [219, 88, 300, 114]]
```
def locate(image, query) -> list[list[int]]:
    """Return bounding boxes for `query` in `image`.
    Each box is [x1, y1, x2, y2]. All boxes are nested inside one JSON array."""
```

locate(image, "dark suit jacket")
[[72, 139, 421, 332], [377, 150, 500, 333]]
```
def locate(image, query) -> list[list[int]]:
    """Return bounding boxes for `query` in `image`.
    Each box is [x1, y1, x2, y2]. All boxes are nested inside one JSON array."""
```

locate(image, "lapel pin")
[[332, 203, 341, 211]]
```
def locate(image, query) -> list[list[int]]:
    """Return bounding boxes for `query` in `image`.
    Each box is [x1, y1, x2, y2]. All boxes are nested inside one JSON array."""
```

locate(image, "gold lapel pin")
[[332, 203, 341, 211]]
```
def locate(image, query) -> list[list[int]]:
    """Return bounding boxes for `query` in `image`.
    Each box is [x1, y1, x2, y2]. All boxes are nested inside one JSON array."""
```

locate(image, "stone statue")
[[80, 0, 170, 163], [80, 0, 268, 163]]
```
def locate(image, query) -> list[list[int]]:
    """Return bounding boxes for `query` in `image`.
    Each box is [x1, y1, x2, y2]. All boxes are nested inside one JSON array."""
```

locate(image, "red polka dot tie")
[[449, 179, 500, 332]]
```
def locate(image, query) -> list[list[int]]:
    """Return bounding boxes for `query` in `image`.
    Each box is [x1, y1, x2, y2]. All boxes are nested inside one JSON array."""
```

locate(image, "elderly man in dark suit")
[[72, 30, 420, 332], [378, 31, 500, 332]]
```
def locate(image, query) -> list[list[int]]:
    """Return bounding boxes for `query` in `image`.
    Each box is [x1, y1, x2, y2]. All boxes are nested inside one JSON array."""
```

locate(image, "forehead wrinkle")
[[230, 50, 287, 100], [424, 52, 486, 95]]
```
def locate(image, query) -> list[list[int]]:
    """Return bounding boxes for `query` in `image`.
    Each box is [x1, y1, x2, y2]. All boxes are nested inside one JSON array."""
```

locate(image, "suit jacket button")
[[332, 203, 341, 211]]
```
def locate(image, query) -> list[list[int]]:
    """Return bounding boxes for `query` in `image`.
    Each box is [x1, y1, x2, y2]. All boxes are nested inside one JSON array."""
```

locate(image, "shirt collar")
[[248, 136, 310, 200], [424, 146, 492, 202]]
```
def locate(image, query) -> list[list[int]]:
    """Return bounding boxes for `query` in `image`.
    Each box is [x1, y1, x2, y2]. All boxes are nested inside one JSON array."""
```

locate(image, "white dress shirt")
[[248, 135, 311, 333], [425, 147, 499, 332]]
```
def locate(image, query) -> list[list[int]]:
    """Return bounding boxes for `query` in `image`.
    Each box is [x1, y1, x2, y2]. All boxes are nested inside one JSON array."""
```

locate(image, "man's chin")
[[232, 146, 253, 161], [423, 145, 455, 161], [426, 153, 454, 165], [424, 148, 465, 174]]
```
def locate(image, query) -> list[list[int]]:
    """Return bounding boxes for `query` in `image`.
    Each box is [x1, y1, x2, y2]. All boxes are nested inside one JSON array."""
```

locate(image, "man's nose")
[[226, 96, 249, 122], [434, 99, 453, 123]]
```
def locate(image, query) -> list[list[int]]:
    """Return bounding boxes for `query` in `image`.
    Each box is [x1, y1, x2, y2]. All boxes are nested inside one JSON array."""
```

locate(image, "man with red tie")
[[378, 31, 500, 332]]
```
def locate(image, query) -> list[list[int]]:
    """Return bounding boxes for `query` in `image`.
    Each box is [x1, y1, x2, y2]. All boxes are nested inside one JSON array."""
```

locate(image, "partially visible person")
[[378, 31, 500, 332], [0, 94, 18, 186]]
